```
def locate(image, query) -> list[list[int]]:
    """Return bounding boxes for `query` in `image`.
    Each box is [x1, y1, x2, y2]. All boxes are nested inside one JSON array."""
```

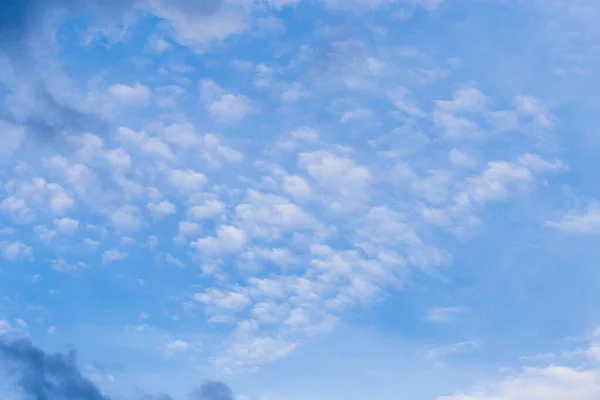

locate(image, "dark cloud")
[[191, 381, 234, 400], [0, 339, 236, 400], [0, 338, 111, 400]]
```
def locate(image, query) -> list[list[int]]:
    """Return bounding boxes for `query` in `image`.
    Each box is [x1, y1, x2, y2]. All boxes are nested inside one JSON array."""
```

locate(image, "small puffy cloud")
[[34, 225, 57, 241], [194, 288, 251, 311], [519, 153, 566, 173], [51, 258, 87, 273], [147, 201, 176, 220], [187, 200, 226, 220], [448, 148, 477, 168], [53, 218, 79, 234], [2, 178, 75, 221], [436, 87, 490, 114], [192, 225, 247, 254], [174, 220, 202, 245], [165, 339, 191, 355], [299, 150, 372, 210], [108, 82, 151, 104], [200, 79, 252, 121], [116, 126, 174, 160], [433, 111, 480, 140], [276, 127, 320, 150], [148, 0, 248, 52], [168, 169, 207, 193], [1, 240, 33, 261], [545, 203, 600, 235], [235, 190, 323, 238], [102, 249, 129, 264], [109, 205, 143, 232], [202, 134, 244, 166], [467, 161, 533, 203]]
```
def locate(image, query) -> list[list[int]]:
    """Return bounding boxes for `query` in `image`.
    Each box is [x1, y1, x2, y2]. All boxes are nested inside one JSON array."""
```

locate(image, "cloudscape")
[[2, 1, 600, 399]]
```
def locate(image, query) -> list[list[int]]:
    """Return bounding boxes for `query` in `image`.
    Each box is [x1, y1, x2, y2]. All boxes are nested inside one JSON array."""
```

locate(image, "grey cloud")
[[191, 381, 234, 400], [0, 338, 110, 400], [0, 339, 236, 400]]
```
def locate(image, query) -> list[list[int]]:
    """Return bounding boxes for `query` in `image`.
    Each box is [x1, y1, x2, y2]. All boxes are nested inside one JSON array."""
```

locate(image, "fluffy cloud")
[[102, 249, 128, 264], [108, 82, 151, 104], [200, 80, 252, 121], [545, 202, 600, 234], [53, 217, 79, 234], [192, 225, 247, 254], [1, 240, 33, 261], [439, 341, 600, 399], [147, 200, 177, 220]]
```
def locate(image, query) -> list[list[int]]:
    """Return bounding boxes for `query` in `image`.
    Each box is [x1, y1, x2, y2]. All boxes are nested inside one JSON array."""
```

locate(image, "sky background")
[[2, 0, 600, 399]]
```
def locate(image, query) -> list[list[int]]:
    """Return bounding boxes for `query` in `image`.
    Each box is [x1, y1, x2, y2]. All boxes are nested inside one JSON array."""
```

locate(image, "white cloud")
[[519, 153, 566, 173], [168, 169, 207, 193], [174, 220, 202, 245], [159, 122, 202, 147], [515, 95, 553, 129], [147, 200, 176, 220], [34, 225, 57, 241], [299, 150, 372, 210], [116, 126, 174, 160], [449, 148, 477, 168], [202, 133, 244, 165], [53, 217, 79, 234], [192, 225, 247, 254], [148, 0, 248, 52], [120, 236, 136, 246], [235, 190, 323, 238], [109, 205, 143, 232], [201, 79, 252, 121], [438, 339, 600, 399], [545, 203, 600, 234], [467, 161, 533, 203], [276, 127, 320, 150], [436, 87, 490, 114], [102, 249, 129, 264], [241, 247, 297, 267], [108, 82, 151, 104], [2, 178, 75, 221], [1, 240, 33, 261], [187, 199, 226, 220], [194, 288, 251, 311], [433, 111, 480, 140], [165, 339, 192, 354], [52, 258, 87, 272]]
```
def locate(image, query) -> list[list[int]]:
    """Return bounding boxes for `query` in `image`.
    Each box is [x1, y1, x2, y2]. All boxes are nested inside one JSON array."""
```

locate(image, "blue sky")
[[2, 0, 600, 399]]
